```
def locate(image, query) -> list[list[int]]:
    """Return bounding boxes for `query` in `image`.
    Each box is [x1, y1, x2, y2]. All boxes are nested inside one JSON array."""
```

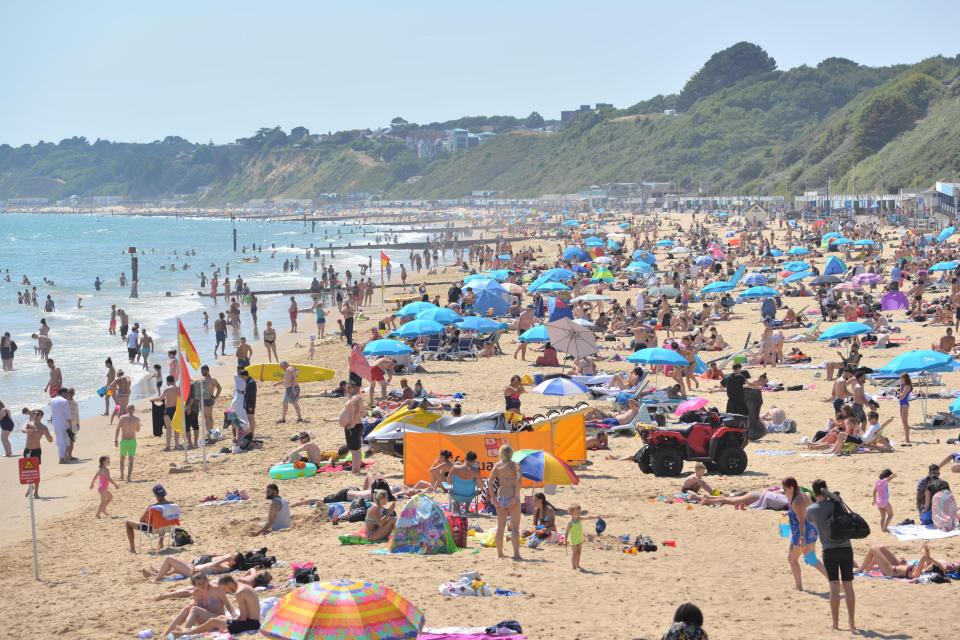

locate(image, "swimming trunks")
[[164, 406, 176, 419], [227, 619, 261, 634], [370, 366, 385, 382], [284, 385, 300, 402], [119, 438, 137, 457], [23, 447, 41, 461], [237, 358, 250, 368], [345, 423, 363, 451]]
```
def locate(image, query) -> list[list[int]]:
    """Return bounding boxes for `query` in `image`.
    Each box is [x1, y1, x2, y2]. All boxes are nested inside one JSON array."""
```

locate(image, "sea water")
[[0, 212, 439, 446]]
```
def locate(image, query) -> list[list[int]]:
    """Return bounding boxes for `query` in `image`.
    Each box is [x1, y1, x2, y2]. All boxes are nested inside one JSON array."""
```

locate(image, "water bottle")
[[778, 515, 791, 538]]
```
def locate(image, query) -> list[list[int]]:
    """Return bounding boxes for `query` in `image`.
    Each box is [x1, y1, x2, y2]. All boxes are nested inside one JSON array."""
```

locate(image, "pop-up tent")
[[388, 495, 458, 555]]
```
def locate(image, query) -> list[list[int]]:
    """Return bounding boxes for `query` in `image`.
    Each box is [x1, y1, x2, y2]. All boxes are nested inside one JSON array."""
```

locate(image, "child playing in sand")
[[89, 455, 119, 518], [872, 468, 895, 533], [681, 463, 714, 494], [308, 335, 316, 360], [564, 503, 600, 571]]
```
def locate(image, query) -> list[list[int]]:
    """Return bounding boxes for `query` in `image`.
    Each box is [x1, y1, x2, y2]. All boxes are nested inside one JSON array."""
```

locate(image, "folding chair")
[[420, 336, 443, 360], [450, 337, 477, 360], [444, 475, 480, 516], [138, 504, 182, 552]]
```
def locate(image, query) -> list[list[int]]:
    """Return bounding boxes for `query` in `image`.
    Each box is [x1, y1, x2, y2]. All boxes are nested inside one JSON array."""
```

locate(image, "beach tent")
[[880, 291, 909, 311], [823, 256, 847, 276], [562, 247, 589, 262], [388, 495, 458, 554], [547, 296, 573, 322]]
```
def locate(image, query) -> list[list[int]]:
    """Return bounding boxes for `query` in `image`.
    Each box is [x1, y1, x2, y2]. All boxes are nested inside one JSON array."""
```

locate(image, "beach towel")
[[888, 524, 960, 541], [754, 449, 797, 456], [316, 461, 374, 473], [420, 633, 525, 640]]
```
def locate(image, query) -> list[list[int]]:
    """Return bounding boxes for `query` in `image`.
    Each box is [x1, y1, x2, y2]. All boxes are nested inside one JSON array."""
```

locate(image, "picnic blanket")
[[317, 461, 374, 473], [888, 524, 960, 541]]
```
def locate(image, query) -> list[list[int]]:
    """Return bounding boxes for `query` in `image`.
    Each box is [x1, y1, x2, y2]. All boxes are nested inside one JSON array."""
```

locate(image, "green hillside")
[[2, 43, 960, 204]]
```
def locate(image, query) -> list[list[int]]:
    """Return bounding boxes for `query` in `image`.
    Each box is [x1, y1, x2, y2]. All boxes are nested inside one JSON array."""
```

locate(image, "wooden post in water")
[[129, 247, 139, 298]]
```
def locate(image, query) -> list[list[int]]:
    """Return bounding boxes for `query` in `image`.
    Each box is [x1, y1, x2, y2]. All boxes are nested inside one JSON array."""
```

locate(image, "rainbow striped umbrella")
[[261, 579, 424, 640], [512, 449, 579, 485]]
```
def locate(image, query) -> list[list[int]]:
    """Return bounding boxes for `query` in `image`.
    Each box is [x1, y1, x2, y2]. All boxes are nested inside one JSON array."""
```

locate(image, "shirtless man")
[[285, 432, 327, 466], [44, 358, 62, 398], [827, 368, 852, 416], [103, 358, 117, 415], [177, 576, 261, 636], [155, 376, 181, 451], [213, 313, 228, 357], [847, 371, 869, 428], [107, 369, 132, 425], [199, 365, 222, 436], [276, 362, 303, 423], [154, 570, 271, 601], [934, 327, 956, 353], [235, 337, 253, 368], [326, 380, 365, 475], [21, 409, 53, 497], [114, 404, 141, 481]]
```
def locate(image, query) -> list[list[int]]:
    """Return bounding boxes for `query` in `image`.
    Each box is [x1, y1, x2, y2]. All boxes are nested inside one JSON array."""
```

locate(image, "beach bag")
[[345, 497, 369, 523], [173, 528, 193, 547], [932, 489, 958, 532], [827, 493, 871, 540]]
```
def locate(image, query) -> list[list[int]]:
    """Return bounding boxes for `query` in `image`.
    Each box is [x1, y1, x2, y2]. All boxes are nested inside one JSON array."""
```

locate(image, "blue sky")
[[1, 0, 957, 145]]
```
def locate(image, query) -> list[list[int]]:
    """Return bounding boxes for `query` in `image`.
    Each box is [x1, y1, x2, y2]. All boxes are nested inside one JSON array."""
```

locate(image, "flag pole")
[[380, 255, 385, 307], [200, 373, 207, 471]]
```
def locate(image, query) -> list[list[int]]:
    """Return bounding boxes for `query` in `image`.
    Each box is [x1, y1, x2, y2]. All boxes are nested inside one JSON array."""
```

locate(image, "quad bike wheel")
[[634, 446, 652, 474], [651, 447, 684, 477], [715, 445, 748, 475]]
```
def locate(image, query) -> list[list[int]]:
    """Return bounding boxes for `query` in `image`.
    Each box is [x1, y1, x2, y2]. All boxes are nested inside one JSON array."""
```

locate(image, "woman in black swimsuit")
[[0, 400, 14, 457]]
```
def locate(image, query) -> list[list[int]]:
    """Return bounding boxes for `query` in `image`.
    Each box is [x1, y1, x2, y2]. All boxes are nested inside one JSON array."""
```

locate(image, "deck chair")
[[785, 318, 824, 343], [138, 504, 182, 552], [444, 475, 480, 515], [860, 417, 894, 451], [449, 337, 477, 360], [420, 336, 444, 360]]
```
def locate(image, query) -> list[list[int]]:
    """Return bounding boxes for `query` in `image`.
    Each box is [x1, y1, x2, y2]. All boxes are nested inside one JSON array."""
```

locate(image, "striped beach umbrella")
[[260, 579, 424, 640]]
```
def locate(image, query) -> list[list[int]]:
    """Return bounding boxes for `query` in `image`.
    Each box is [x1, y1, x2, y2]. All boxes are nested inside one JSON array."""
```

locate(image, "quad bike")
[[634, 411, 749, 477]]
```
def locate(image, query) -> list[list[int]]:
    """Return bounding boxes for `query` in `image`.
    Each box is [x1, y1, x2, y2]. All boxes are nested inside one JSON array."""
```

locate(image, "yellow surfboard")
[[244, 363, 336, 383]]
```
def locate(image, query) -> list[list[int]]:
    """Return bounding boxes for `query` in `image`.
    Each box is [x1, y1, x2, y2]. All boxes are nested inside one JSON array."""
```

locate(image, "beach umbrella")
[[592, 256, 614, 264], [529, 280, 570, 293], [584, 236, 605, 247], [571, 263, 590, 274], [817, 321, 871, 341], [571, 293, 614, 303], [485, 269, 512, 282], [456, 317, 505, 334], [363, 339, 413, 357], [929, 260, 959, 272], [463, 273, 491, 283], [466, 278, 511, 316], [853, 239, 876, 247], [649, 285, 680, 298], [655, 239, 674, 247], [743, 273, 769, 286], [415, 307, 462, 325], [518, 324, 549, 343], [877, 350, 957, 375], [782, 261, 810, 272], [812, 220, 828, 229], [700, 281, 734, 294], [833, 281, 863, 292], [619, 222, 631, 229], [769, 248, 784, 257], [563, 247, 590, 262], [822, 232, 842, 240], [532, 377, 589, 398], [783, 270, 813, 284], [393, 319, 445, 338], [671, 246, 691, 255], [786, 246, 810, 256], [852, 273, 881, 286], [831, 237, 853, 246], [674, 397, 709, 415], [938, 226, 956, 243], [512, 449, 579, 485], [397, 301, 437, 317], [627, 347, 689, 366], [260, 579, 424, 640], [632, 250, 656, 264], [562, 220, 580, 228], [497, 254, 511, 261], [810, 275, 842, 286], [950, 397, 960, 416], [626, 261, 653, 273], [590, 268, 615, 283], [742, 286, 778, 298], [546, 317, 598, 358], [541, 267, 576, 281], [694, 255, 714, 267]]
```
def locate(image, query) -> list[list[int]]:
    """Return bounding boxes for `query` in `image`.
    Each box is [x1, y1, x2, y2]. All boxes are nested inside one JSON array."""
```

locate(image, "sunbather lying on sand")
[[698, 488, 788, 510], [155, 570, 272, 600], [584, 399, 639, 425], [858, 542, 957, 578], [142, 554, 239, 582], [289, 473, 427, 509]]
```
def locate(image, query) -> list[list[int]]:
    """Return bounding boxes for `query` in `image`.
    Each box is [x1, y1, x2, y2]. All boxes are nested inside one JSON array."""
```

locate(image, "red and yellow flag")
[[380, 251, 390, 268], [177, 319, 200, 369], [179, 354, 192, 403]]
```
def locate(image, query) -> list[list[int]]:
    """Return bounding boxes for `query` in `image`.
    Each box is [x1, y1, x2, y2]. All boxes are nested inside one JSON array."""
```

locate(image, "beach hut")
[[388, 495, 458, 554]]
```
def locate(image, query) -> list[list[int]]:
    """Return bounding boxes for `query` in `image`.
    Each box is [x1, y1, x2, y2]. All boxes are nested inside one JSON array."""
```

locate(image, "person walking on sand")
[[236, 337, 252, 368], [107, 369, 131, 425], [90, 455, 119, 518], [103, 358, 117, 416], [325, 380, 365, 475], [288, 296, 299, 333], [805, 479, 856, 632], [276, 362, 304, 424], [115, 403, 141, 480], [21, 409, 53, 497], [263, 321, 278, 362], [489, 444, 522, 561], [342, 299, 356, 346]]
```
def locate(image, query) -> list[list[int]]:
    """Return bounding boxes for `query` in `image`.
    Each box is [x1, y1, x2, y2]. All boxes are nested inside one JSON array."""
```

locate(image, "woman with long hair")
[[781, 477, 827, 590], [898, 373, 912, 444]]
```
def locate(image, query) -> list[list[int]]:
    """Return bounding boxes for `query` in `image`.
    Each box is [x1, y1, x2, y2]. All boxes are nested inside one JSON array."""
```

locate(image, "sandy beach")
[[2, 210, 959, 640]]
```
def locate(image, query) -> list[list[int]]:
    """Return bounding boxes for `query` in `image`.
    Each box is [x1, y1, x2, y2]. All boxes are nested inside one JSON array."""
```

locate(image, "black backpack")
[[827, 493, 871, 540]]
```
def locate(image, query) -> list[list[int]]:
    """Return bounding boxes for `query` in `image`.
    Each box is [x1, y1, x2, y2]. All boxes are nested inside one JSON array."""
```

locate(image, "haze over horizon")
[[2, 0, 958, 146]]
